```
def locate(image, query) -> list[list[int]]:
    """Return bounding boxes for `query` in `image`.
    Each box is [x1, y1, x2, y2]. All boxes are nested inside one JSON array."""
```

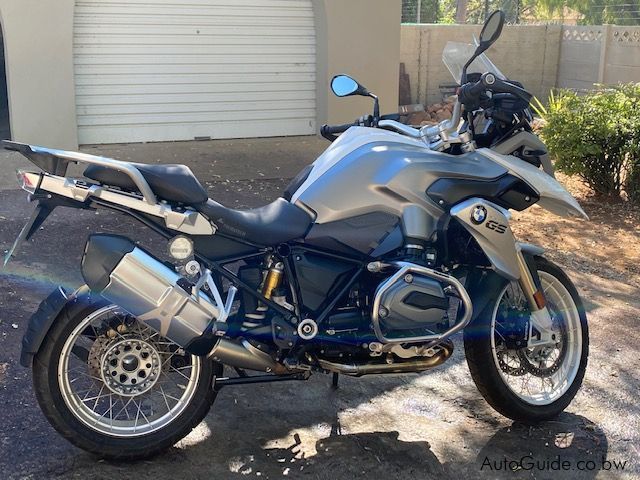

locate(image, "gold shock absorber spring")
[[262, 261, 284, 299]]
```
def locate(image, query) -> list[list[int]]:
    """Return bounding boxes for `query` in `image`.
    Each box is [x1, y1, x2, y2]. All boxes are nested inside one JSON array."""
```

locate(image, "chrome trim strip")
[[371, 261, 473, 344]]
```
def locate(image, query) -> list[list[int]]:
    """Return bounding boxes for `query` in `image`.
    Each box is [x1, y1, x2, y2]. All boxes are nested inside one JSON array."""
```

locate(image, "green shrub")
[[536, 85, 640, 201]]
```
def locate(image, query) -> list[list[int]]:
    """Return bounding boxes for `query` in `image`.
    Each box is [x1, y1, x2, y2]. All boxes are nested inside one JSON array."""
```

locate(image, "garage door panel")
[[76, 83, 316, 97], [78, 119, 315, 145], [74, 44, 315, 57], [74, 16, 314, 28], [74, 54, 315, 66], [77, 107, 316, 127], [74, 25, 315, 38], [75, 4, 312, 17], [75, 64, 316, 76], [76, 91, 316, 109], [77, 0, 312, 8], [75, 73, 316, 87], [74, 0, 316, 143], [74, 34, 316, 46]]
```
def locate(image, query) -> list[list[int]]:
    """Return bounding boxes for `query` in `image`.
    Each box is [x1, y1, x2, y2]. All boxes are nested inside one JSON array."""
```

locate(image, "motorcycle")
[[6, 10, 588, 460]]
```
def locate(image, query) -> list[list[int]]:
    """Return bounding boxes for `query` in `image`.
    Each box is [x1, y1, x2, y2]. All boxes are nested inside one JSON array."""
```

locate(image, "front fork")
[[515, 246, 556, 347]]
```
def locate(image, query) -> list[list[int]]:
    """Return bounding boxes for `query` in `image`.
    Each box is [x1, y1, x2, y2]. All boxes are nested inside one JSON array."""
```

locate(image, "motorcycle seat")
[[84, 163, 208, 205], [196, 198, 313, 246]]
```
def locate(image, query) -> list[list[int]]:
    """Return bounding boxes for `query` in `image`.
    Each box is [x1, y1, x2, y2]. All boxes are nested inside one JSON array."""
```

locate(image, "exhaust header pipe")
[[317, 342, 453, 377], [208, 338, 287, 374]]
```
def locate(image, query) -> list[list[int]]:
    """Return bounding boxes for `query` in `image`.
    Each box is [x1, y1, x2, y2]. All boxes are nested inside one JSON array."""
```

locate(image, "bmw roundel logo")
[[471, 205, 487, 224]]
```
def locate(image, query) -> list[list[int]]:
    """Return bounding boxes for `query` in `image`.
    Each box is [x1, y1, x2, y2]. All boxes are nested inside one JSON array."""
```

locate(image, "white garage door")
[[73, 0, 316, 144]]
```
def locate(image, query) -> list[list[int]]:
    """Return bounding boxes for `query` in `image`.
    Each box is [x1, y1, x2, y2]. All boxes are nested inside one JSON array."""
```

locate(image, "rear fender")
[[3, 191, 92, 267], [20, 285, 88, 367]]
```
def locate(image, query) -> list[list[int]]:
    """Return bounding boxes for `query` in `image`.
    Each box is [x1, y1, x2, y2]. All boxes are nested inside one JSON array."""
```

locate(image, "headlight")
[[167, 236, 193, 260]]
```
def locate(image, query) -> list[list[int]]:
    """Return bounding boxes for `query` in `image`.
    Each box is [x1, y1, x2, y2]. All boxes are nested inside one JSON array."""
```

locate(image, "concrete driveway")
[[0, 137, 637, 479]]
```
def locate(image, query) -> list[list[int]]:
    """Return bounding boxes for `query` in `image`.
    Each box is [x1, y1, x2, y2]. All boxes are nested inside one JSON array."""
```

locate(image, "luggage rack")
[[3, 140, 158, 205], [4, 140, 214, 236]]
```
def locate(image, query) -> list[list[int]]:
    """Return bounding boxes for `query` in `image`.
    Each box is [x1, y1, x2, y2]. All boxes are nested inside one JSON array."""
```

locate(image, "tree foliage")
[[402, 0, 640, 25], [537, 86, 640, 201], [571, 0, 640, 25]]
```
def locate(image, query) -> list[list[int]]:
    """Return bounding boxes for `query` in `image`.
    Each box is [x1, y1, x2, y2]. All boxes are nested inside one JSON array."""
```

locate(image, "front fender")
[[464, 242, 545, 324], [20, 285, 87, 367]]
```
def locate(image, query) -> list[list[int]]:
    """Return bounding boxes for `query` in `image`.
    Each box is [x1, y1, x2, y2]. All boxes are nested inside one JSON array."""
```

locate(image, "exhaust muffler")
[[81, 234, 219, 347], [81, 234, 286, 374]]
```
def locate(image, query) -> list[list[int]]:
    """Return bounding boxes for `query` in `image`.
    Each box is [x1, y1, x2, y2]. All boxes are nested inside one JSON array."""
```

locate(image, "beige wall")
[[0, 0, 400, 149], [400, 24, 562, 105], [0, 0, 78, 149], [558, 25, 640, 89], [314, 0, 401, 125]]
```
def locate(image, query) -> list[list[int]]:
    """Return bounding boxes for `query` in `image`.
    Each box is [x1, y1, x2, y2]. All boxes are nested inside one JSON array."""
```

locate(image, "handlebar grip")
[[379, 113, 401, 122], [321, 122, 357, 141], [322, 123, 355, 135], [481, 73, 533, 102], [457, 79, 486, 105], [459, 73, 533, 106], [466, 79, 487, 97], [493, 79, 533, 103]]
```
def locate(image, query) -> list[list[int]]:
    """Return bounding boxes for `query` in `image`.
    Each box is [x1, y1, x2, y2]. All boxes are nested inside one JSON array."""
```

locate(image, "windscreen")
[[442, 42, 506, 84]]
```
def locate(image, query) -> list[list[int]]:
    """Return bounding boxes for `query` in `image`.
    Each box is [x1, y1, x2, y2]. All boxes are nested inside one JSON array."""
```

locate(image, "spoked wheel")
[[33, 296, 220, 460], [464, 257, 589, 422]]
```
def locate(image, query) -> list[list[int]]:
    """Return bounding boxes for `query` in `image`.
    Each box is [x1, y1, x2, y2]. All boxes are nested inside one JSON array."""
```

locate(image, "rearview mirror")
[[331, 75, 369, 97], [478, 10, 505, 51], [461, 10, 505, 83]]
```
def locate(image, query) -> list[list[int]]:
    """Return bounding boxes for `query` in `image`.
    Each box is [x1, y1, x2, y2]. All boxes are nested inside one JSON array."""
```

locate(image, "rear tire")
[[464, 257, 589, 422], [33, 295, 222, 460]]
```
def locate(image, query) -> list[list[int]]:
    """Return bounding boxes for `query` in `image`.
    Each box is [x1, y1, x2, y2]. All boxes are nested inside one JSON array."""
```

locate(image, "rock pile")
[[404, 96, 456, 127]]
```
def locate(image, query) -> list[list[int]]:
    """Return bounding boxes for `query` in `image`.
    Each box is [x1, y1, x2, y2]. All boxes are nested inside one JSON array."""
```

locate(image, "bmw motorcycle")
[[6, 11, 588, 460]]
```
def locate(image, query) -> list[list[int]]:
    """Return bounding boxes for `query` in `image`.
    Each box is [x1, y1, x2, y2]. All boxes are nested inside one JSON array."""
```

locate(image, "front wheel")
[[33, 295, 221, 460], [464, 257, 589, 422]]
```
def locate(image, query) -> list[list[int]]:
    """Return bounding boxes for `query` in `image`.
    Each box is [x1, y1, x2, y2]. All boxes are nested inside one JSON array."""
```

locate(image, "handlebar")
[[321, 113, 401, 141], [378, 120, 422, 138], [320, 72, 532, 150]]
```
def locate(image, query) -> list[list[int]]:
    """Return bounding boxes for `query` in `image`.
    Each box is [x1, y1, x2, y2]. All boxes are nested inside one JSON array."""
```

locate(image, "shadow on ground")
[[33, 408, 608, 480]]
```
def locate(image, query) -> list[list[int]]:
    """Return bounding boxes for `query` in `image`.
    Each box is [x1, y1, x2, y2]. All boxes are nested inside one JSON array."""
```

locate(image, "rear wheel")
[[33, 296, 221, 460], [464, 257, 589, 422]]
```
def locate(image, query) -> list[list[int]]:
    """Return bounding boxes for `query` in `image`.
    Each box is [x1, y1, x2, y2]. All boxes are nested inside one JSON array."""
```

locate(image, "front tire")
[[33, 295, 221, 460], [464, 257, 589, 422]]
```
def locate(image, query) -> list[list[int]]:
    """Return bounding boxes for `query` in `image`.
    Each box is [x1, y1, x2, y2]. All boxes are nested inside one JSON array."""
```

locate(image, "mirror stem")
[[369, 93, 380, 125]]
